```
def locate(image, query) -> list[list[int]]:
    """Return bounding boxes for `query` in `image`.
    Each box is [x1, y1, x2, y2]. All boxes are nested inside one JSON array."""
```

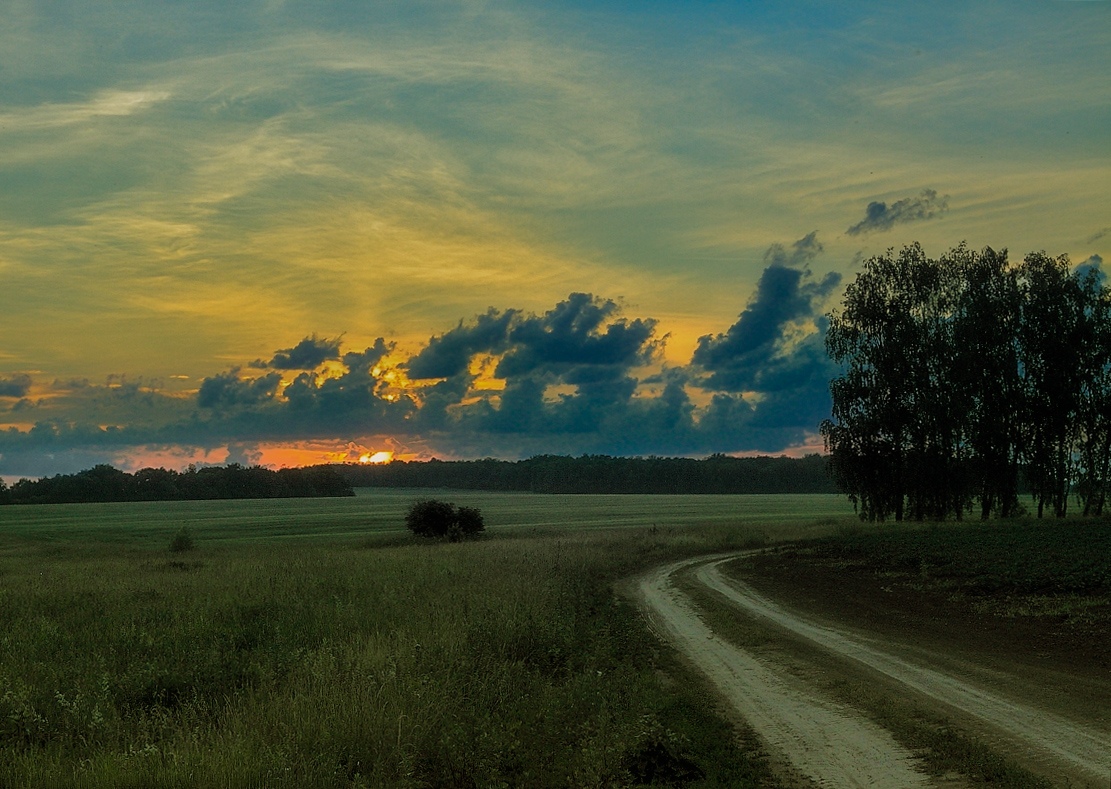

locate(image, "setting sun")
[[358, 451, 394, 464]]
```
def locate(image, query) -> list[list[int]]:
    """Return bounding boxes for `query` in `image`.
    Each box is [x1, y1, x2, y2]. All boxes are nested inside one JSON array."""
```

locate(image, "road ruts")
[[695, 555, 1110, 787], [636, 551, 1111, 788], [637, 554, 930, 788]]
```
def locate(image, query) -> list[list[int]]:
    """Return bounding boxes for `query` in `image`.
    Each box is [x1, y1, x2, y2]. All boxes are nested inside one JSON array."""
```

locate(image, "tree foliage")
[[823, 243, 1111, 521], [405, 500, 486, 541], [334, 454, 837, 494], [2, 463, 354, 505]]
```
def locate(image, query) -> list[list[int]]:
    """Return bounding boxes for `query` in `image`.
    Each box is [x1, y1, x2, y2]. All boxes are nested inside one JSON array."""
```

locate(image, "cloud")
[[258, 335, 344, 370], [406, 309, 517, 380], [1075, 253, 1105, 284], [0, 374, 32, 398], [406, 293, 662, 437], [197, 369, 282, 409], [846, 189, 949, 236], [497, 293, 659, 379], [692, 232, 839, 391], [0, 286, 840, 476], [0, 90, 171, 133], [342, 338, 394, 374], [225, 442, 263, 467]]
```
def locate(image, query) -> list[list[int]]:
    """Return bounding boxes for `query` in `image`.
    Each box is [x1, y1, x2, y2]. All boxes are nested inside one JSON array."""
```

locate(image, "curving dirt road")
[[636, 552, 1111, 788]]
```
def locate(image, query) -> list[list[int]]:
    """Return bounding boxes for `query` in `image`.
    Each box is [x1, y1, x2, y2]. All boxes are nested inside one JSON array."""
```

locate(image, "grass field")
[[0, 490, 853, 545], [0, 491, 855, 788]]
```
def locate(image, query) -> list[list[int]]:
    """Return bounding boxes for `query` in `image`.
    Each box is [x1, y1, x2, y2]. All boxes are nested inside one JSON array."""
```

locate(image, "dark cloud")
[[406, 309, 517, 379], [496, 293, 659, 379], [413, 373, 475, 430], [197, 369, 282, 409], [0, 285, 843, 476], [440, 294, 661, 440], [256, 335, 343, 370], [764, 231, 824, 269], [406, 294, 662, 438], [846, 189, 949, 236], [0, 438, 128, 479], [2, 376, 192, 433], [342, 338, 393, 374], [693, 233, 839, 391], [0, 374, 32, 398], [281, 367, 414, 430]]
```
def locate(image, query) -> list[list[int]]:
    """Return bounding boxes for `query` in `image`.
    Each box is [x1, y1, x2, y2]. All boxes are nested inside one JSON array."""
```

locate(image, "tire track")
[[637, 551, 1111, 788], [695, 555, 1111, 786], [637, 554, 929, 787]]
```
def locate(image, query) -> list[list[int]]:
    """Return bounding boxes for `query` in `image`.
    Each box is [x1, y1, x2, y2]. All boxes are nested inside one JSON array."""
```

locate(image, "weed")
[[168, 526, 194, 553]]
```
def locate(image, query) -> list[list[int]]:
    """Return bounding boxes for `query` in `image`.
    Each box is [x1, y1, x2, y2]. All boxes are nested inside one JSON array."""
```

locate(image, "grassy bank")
[[0, 492, 852, 787], [744, 517, 1111, 660]]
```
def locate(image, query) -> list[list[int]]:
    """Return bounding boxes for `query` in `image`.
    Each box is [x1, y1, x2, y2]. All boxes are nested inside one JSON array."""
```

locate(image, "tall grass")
[[0, 493, 847, 787]]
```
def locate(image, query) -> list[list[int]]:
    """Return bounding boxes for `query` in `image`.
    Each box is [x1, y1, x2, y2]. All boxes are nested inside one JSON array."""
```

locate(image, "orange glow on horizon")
[[110, 441, 410, 474]]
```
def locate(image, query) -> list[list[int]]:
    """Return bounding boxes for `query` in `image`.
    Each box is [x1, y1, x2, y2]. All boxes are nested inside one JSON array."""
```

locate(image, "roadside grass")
[[0, 492, 851, 787], [761, 517, 1111, 636]]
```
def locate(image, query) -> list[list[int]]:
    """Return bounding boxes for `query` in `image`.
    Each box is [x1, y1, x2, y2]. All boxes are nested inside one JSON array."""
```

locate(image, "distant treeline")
[[329, 453, 838, 494], [0, 463, 354, 505]]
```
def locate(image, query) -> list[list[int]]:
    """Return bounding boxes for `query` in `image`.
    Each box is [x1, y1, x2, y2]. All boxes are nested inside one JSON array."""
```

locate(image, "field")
[[0, 491, 853, 788]]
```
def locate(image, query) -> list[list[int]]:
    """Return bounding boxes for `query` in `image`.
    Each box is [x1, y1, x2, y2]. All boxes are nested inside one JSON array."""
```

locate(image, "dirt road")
[[636, 552, 1111, 788]]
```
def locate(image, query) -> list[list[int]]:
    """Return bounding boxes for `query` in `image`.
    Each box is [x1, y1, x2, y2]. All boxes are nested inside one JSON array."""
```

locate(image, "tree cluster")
[[405, 500, 486, 541], [333, 454, 837, 494], [822, 243, 1110, 521], [1, 463, 353, 505]]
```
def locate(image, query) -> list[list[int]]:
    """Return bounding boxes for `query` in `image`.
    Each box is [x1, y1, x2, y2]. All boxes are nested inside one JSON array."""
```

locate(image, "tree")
[[405, 500, 485, 541], [824, 242, 1111, 521], [1016, 252, 1089, 517], [1074, 268, 1111, 515], [948, 245, 1023, 519], [822, 243, 950, 521]]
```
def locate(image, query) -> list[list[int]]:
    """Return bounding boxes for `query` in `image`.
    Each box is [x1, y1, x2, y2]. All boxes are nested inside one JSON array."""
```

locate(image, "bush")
[[405, 500, 485, 541], [169, 526, 195, 553]]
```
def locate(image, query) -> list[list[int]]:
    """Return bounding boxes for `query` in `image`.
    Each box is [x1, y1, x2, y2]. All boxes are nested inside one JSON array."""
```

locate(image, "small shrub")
[[405, 500, 485, 541], [169, 526, 195, 553], [455, 506, 485, 538]]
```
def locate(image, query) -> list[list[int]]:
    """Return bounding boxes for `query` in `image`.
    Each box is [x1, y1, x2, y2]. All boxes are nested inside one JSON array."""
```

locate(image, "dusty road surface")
[[636, 552, 1111, 788], [638, 555, 930, 787]]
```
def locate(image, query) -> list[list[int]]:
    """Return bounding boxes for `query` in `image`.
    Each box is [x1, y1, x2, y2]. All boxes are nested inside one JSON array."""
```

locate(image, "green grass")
[[0, 490, 853, 547], [781, 517, 1111, 623], [0, 492, 853, 787]]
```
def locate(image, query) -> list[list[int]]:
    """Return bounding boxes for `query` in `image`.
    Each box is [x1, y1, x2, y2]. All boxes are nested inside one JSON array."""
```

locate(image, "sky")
[[1, 0, 1108, 478]]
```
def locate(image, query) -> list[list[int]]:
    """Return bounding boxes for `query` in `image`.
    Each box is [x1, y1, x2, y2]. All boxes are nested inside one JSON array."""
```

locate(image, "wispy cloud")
[[846, 189, 950, 236], [0, 90, 170, 133]]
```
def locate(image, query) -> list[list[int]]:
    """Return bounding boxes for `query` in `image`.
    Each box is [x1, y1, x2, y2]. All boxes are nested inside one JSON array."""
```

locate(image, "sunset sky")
[[1, 1, 1108, 478]]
